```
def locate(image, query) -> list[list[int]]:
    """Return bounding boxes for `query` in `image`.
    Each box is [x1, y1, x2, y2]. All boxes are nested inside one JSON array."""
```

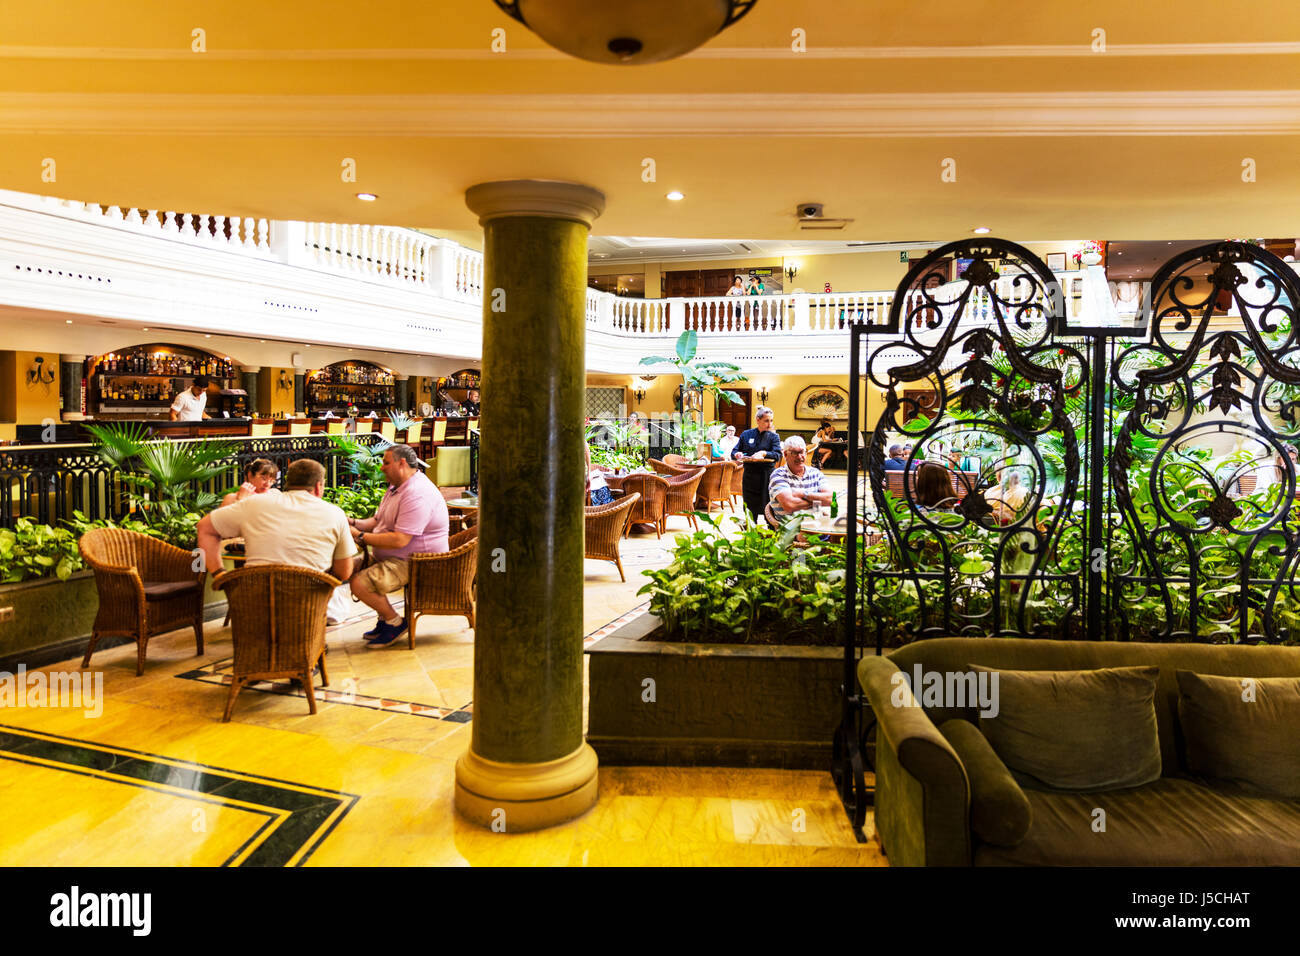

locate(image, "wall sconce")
[[757, 386, 770, 405], [26, 356, 56, 386], [634, 373, 656, 405], [784, 263, 799, 284]]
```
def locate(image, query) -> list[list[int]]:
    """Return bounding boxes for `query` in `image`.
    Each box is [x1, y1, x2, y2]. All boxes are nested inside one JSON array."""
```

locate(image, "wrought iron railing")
[[0, 432, 383, 529]]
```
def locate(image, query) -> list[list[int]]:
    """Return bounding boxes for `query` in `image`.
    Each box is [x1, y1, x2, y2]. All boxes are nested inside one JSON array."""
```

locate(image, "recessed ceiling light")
[[65, 319, 73, 324], [142, 328, 149, 331], [972, 226, 991, 235], [204, 334, 211, 338], [356, 192, 378, 202], [666, 191, 684, 201]]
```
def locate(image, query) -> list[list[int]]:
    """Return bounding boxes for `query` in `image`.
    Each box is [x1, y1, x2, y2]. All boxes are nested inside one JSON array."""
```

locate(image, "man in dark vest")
[[732, 405, 782, 520]]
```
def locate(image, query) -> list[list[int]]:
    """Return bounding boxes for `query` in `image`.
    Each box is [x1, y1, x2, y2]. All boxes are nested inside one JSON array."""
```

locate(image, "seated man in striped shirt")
[[768, 436, 833, 518]]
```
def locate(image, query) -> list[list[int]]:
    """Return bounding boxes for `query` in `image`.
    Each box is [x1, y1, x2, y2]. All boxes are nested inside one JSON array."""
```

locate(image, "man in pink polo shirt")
[[347, 444, 449, 647]]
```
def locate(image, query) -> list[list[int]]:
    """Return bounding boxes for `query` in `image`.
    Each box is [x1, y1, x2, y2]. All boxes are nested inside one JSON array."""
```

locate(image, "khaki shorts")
[[356, 557, 410, 595]]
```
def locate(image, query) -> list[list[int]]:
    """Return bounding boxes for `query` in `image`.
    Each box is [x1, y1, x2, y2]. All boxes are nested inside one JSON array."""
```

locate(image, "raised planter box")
[[0, 571, 227, 671], [585, 612, 849, 769]]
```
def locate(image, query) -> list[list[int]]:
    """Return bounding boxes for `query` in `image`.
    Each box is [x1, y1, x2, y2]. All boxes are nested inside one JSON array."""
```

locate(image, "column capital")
[[242, 365, 262, 373], [465, 180, 605, 228], [60, 354, 85, 364]]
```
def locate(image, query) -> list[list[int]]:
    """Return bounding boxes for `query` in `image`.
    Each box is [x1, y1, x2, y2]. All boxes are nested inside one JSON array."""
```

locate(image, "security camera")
[[797, 203, 824, 219]]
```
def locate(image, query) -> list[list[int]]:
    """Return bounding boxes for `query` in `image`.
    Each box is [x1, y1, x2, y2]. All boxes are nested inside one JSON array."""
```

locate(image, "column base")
[[454, 742, 599, 832]]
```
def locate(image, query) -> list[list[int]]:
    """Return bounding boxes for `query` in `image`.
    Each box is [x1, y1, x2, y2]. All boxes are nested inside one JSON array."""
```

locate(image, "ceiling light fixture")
[[356, 192, 378, 202], [666, 191, 685, 201], [492, 0, 756, 64], [972, 226, 991, 235], [65, 319, 73, 324]]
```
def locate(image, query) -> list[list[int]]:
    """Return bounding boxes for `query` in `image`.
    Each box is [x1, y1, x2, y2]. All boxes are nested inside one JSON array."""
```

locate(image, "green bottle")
[[831, 491, 839, 519]]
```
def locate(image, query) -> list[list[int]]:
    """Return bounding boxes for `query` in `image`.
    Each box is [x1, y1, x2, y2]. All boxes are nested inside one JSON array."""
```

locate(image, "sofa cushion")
[[973, 777, 1300, 866], [887, 639, 1300, 777], [1176, 671, 1300, 799], [939, 718, 1032, 847], [970, 664, 1161, 792], [141, 579, 200, 602]]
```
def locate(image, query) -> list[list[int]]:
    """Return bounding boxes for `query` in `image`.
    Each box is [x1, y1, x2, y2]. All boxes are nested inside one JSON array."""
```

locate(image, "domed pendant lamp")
[[493, 0, 757, 64]]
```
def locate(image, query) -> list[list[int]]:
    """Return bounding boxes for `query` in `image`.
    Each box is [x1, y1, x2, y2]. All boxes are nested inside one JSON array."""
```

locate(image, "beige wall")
[[0, 350, 62, 426], [259, 367, 299, 416], [586, 369, 887, 438]]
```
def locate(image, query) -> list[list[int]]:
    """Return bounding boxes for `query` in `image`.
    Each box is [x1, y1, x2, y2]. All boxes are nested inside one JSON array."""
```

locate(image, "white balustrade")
[[610, 297, 670, 334]]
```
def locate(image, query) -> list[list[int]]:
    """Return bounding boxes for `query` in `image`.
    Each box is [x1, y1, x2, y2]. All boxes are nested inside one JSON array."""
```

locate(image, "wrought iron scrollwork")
[[861, 239, 1083, 642], [1112, 241, 1300, 643]]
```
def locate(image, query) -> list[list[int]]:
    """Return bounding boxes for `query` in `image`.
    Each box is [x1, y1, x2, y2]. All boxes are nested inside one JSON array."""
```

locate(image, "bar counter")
[[7, 415, 479, 446]]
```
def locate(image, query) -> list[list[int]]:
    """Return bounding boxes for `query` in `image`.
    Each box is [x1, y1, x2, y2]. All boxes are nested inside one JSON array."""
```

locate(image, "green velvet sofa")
[[859, 638, 1300, 866]]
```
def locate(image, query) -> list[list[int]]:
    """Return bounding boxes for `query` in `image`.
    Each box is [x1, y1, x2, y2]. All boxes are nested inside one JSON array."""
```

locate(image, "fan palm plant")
[[84, 423, 241, 547]]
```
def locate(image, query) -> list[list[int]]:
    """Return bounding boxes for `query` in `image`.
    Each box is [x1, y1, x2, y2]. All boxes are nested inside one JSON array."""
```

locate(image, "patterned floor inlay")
[[0, 723, 357, 866], [584, 601, 650, 647]]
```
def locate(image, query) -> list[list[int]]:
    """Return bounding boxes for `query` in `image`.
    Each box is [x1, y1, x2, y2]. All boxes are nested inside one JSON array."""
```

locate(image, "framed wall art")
[[794, 385, 849, 421]]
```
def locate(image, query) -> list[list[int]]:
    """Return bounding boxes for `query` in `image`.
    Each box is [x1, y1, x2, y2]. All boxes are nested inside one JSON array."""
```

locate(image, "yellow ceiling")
[[1, 1, 1298, 240]]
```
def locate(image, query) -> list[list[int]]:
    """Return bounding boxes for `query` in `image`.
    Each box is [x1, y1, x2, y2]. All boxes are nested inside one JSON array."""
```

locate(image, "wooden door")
[[699, 269, 737, 297], [719, 388, 751, 432], [663, 270, 701, 298]]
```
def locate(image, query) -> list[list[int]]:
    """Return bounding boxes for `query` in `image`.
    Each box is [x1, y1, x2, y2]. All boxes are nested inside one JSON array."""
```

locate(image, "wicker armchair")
[[619, 474, 668, 537], [716, 461, 734, 512], [662, 453, 691, 469], [585, 493, 640, 581], [664, 469, 705, 530], [79, 527, 207, 676], [728, 461, 743, 508], [404, 526, 478, 646], [695, 461, 729, 511], [212, 564, 340, 721]]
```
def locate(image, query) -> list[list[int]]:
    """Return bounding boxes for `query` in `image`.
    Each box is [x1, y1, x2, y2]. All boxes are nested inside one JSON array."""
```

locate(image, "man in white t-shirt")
[[170, 376, 210, 421], [196, 458, 359, 584]]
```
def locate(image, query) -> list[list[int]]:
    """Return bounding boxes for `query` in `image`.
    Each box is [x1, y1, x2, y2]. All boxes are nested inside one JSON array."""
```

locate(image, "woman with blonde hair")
[[220, 458, 280, 508]]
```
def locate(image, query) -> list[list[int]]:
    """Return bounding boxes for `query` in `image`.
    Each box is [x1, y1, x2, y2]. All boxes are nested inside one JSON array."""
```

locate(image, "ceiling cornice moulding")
[[1, 41, 1297, 61], [4, 90, 1299, 137]]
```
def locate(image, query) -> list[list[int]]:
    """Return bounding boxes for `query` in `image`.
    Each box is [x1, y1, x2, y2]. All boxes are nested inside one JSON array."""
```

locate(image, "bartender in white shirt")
[[170, 376, 210, 421]]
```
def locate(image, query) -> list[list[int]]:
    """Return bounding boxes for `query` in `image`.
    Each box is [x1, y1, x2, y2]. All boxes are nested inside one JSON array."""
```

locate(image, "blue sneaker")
[[361, 619, 384, 639], [365, 618, 408, 648]]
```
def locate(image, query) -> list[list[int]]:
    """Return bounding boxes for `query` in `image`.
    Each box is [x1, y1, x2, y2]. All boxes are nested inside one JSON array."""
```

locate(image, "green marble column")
[[456, 180, 605, 831], [242, 367, 260, 419], [395, 377, 409, 414]]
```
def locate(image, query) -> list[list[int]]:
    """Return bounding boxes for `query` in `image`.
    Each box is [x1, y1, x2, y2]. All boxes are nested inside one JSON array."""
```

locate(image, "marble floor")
[[0, 479, 884, 866]]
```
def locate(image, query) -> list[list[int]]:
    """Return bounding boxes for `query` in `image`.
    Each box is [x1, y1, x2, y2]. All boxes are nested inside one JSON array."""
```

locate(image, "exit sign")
[[900, 251, 909, 263]]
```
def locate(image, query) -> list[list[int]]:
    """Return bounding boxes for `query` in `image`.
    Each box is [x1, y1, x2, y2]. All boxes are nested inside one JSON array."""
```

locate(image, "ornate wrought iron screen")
[[835, 238, 1300, 837]]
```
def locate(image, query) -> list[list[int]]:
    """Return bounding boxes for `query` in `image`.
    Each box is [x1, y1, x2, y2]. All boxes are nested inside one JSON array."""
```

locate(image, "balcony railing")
[[7, 189, 1241, 354]]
